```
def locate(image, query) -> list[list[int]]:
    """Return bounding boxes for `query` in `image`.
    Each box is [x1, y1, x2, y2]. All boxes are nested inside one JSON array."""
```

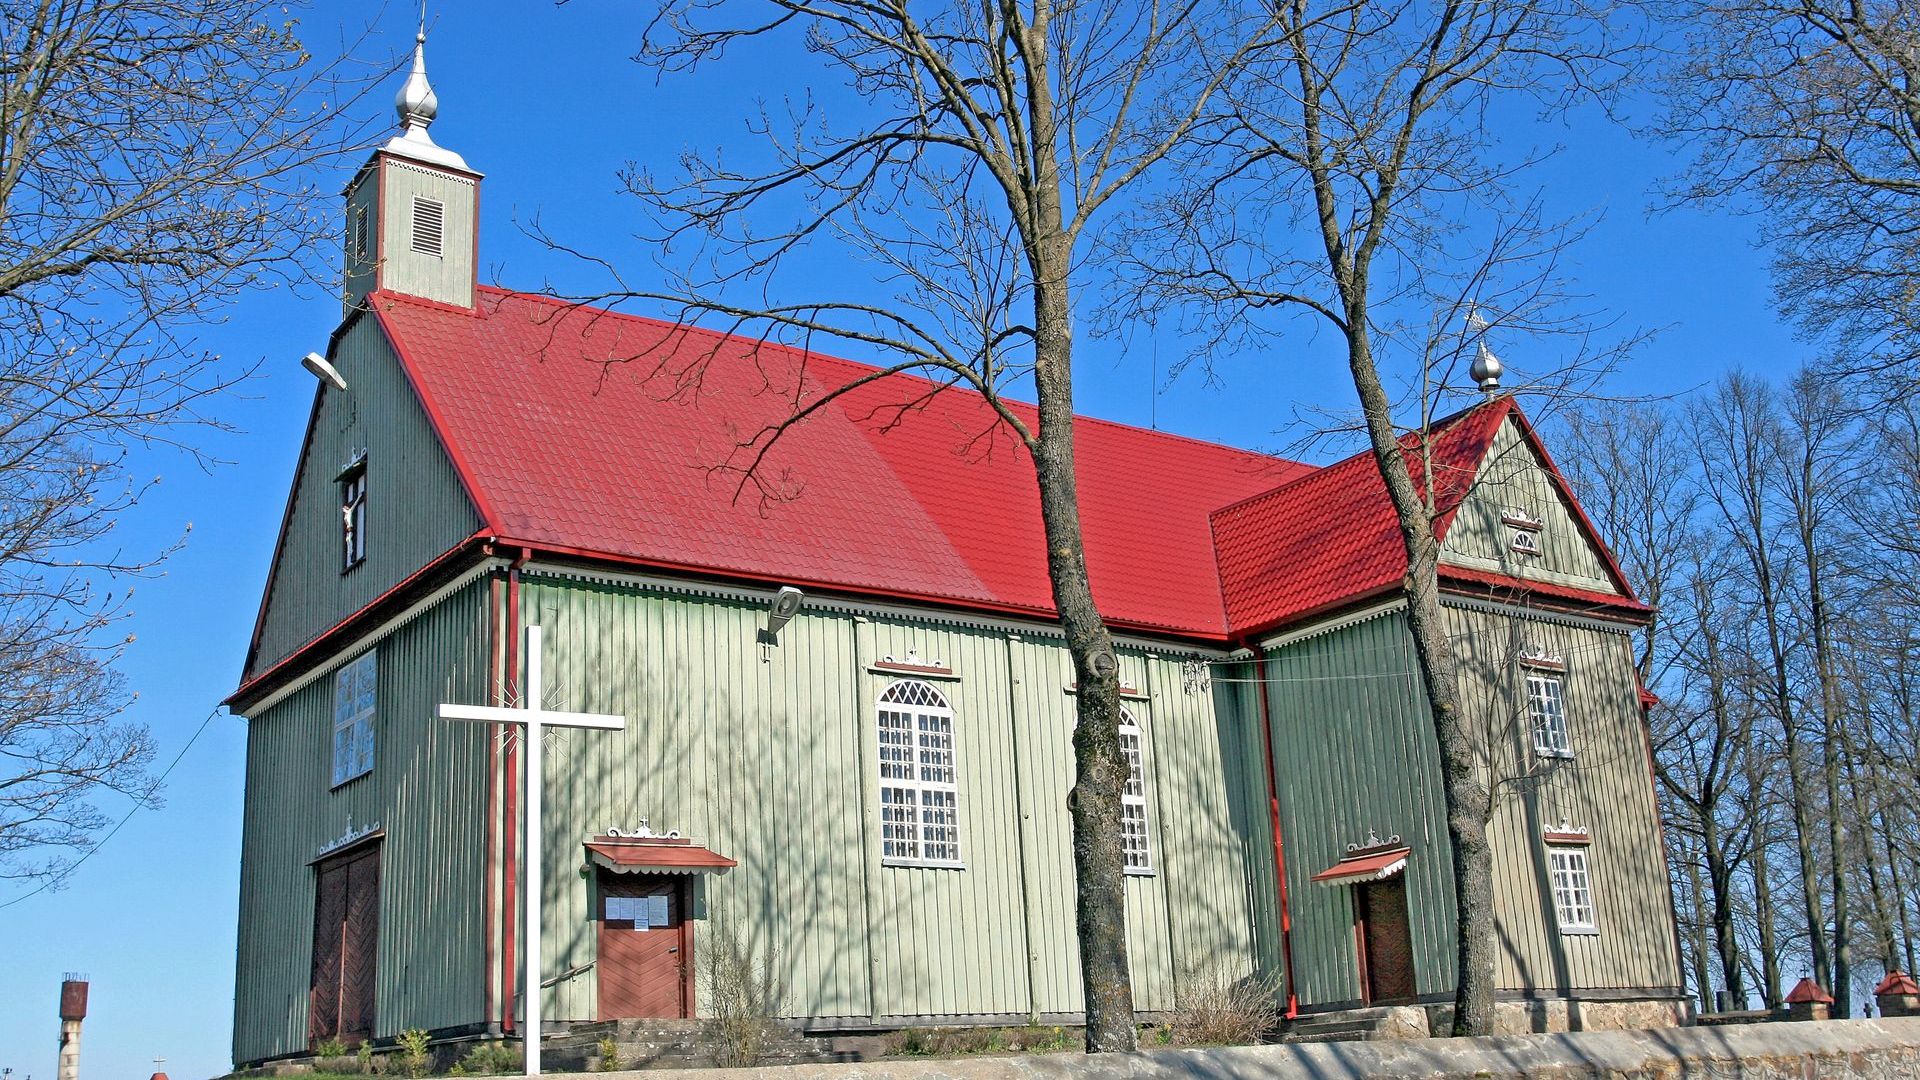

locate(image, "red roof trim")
[[367, 294, 503, 533], [1437, 565, 1651, 619], [1500, 407, 1641, 601], [226, 533, 488, 710]]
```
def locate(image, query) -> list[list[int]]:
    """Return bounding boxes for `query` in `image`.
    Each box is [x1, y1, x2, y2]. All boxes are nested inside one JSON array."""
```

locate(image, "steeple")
[[382, 23, 469, 173], [342, 10, 481, 312]]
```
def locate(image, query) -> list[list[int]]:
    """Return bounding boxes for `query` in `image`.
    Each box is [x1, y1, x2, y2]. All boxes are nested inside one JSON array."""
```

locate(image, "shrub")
[[596, 1036, 621, 1072], [455, 1041, 518, 1075], [395, 1029, 432, 1079], [698, 922, 787, 1068], [1166, 964, 1281, 1047], [356, 1043, 385, 1075], [315, 1039, 350, 1059]]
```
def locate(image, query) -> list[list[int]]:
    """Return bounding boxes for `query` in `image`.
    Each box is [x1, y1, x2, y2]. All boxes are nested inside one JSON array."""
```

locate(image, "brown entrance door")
[[597, 875, 691, 1018], [310, 843, 381, 1047], [1355, 876, 1416, 1004]]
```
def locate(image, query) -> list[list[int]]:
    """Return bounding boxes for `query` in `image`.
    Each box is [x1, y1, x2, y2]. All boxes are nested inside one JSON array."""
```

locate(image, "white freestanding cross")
[[439, 625, 626, 1077]]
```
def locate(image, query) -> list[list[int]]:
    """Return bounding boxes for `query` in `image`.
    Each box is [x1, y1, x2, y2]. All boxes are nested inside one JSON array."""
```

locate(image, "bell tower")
[[343, 25, 480, 311]]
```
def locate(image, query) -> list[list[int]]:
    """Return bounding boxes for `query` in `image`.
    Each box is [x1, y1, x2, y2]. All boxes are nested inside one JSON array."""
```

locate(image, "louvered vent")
[[410, 196, 445, 256]]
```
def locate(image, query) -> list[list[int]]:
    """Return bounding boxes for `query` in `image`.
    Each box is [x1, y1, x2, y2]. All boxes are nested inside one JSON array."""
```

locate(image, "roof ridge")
[[456, 284, 1308, 470], [1209, 398, 1511, 523]]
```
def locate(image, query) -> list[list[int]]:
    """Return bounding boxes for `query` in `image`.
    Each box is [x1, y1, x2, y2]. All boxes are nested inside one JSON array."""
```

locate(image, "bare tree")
[[1120, 0, 1641, 1034], [1664, 0, 1920, 383], [0, 0, 364, 888], [1687, 374, 1835, 1002], [554, 0, 1279, 1051]]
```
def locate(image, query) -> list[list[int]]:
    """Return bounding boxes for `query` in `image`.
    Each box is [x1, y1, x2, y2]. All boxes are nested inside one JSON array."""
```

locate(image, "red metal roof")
[[1875, 972, 1920, 996], [586, 840, 737, 874], [1785, 976, 1834, 1004], [1211, 402, 1510, 637], [1310, 847, 1412, 885], [371, 287, 1307, 640], [360, 287, 1638, 645]]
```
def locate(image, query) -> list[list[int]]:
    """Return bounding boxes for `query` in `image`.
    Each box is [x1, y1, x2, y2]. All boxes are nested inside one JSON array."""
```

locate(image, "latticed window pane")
[[876, 679, 960, 866], [878, 709, 915, 780], [881, 680, 946, 708], [921, 789, 959, 863], [917, 713, 954, 784], [1121, 801, 1151, 870], [1119, 726, 1145, 799], [1549, 847, 1595, 930], [1118, 708, 1152, 872], [1529, 674, 1571, 756], [881, 787, 919, 861]]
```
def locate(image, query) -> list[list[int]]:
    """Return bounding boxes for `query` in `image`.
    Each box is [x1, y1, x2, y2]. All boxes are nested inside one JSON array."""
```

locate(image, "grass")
[[887, 1023, 1081, 1058]]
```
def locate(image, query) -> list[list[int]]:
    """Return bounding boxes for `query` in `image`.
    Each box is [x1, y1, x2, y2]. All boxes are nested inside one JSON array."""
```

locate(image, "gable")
[[244, 313, 484, 680], [1438, 416, 1628, 597]]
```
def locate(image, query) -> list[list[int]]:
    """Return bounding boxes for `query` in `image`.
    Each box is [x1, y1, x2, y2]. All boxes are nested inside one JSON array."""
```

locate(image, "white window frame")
[[1548, 845, 1597, 933], [340, 462, 367, 571], [1118, 706, 1154, 875], [331, 651, 377, 787], [1527, 671, 1572, 758], [877, 679, 962, 868]]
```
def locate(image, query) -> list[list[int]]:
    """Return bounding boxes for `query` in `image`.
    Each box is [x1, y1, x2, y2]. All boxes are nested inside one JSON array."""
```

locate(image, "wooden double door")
[[1355, 876, 1417, 1004], [597, 874, 692, 1018], [310, 843, 381, 1047]]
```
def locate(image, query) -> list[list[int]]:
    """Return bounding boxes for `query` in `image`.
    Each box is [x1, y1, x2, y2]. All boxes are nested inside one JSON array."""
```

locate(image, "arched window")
[[1118, 707, 1152, 874], [877, 679, 961, 867]]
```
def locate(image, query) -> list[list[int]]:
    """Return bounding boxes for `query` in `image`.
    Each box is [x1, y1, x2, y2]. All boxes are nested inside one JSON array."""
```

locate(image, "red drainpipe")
[[482, 567, 501, 1031], [499, 547, 532, 1033], [1255, 650, 1299, 1018]]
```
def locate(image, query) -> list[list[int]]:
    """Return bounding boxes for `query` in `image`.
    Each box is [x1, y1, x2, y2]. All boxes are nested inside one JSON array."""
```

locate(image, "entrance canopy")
[[1311, 845, 1411, 886], [586, 838, 736, 876]]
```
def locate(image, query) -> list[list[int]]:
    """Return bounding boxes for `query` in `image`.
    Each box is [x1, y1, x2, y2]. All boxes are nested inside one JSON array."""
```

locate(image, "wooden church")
[[227, 34, 1684, 1067]]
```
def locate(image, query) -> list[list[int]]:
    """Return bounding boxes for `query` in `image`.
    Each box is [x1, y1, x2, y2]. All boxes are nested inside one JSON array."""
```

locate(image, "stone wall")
[[605, 1016, 1920, 1079]]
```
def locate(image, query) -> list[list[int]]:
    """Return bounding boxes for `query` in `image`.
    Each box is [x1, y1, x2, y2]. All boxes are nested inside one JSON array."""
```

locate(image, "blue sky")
[[0, 4, 1795, 1079]]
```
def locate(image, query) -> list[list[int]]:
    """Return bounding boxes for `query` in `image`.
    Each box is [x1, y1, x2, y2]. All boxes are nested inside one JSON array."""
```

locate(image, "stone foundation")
[[1419, 995, 1688, 1036]]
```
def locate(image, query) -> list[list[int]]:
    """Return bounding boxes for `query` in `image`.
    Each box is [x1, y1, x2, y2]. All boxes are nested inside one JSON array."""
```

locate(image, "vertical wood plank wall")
[[247, 317, 481, 678], [521, 574, 1279, 1025], [1262, 603, 1680, 1011], [1440, 419, 1621, 592], [233, 581, 491, 1064]]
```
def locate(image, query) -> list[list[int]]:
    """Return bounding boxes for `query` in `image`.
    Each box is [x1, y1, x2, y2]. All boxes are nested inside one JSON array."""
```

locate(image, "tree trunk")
[[1695, 580, 1745, 1005], [1028, 241, 1137, 1053], [1344, 323, 1495, 1036], [1801, 544, 1851, 1013], [1683, 851, 1715, 1012], [1745, 737, 1782, 1008], [1757, 571, 1831, 996], [1702, 815, 1745, 1007]]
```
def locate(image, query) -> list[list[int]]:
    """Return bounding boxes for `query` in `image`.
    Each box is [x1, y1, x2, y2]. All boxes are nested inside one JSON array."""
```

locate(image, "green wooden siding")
[[1263, 610, 1457, 1007], [1262, 602, 1680, 1010], [233, 580, 491, 1064], [1444, 603, 1682, 993], [1441, 418, 1621, 593], [519, 572, 1277, 1024], [248, 315, 481, 679]]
